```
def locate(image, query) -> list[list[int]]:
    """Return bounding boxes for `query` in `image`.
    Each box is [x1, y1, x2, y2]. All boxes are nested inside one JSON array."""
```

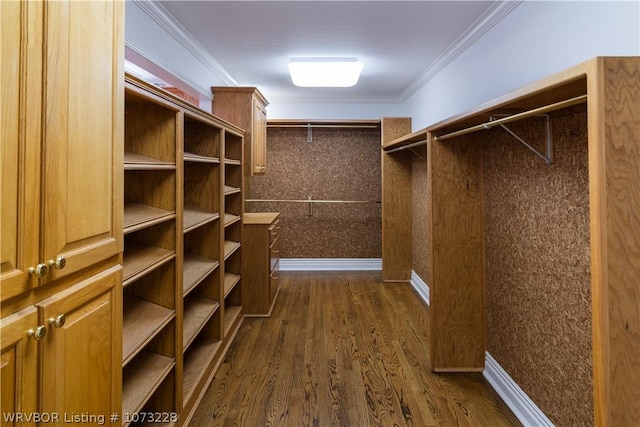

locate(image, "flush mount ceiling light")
[[288, 58, 363, 87]]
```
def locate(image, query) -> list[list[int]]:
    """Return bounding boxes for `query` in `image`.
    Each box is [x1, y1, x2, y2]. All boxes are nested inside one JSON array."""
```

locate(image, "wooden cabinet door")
[[1, 307, 38, 426], [41, 0, 123, 281], [1, 0, 43, 300], [252, 98, 267, 174], [38, 266, 122, 426]]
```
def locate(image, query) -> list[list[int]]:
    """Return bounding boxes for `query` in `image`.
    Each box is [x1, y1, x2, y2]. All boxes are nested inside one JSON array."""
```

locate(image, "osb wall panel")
[[247, 127, 381, 258], [411, 147, 430, 283], [482, 112, 592, 427]]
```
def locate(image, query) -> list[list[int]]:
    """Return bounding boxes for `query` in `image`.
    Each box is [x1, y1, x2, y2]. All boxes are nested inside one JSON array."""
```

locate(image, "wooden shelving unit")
[[124, 74, 246, 426], [123, 81, 179, 423], [380, 57, 640, 426], [181, 109, 224, 422], [380, 118, 414, 282], [222, 130, 244, 339]]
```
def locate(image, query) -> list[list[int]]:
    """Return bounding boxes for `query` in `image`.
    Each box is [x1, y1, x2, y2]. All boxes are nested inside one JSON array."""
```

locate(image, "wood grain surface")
[[588, 57, 640, 427], [429, 135, 485, 371], [189, 272, 520, 426]]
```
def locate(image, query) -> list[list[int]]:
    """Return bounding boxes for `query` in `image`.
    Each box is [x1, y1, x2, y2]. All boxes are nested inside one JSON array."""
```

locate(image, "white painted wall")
[[126, 1, 639, 124], [266, 101, 403, 120], [125, 2, 232, 105], [402, 0, 640, 131]]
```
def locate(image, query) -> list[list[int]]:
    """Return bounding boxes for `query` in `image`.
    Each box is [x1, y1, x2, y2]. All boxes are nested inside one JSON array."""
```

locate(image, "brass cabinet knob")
[[48, 256, 66, 270], [27, 325, 47, 340], [48, 314, 66, 328], [28, 263, 48, 278]]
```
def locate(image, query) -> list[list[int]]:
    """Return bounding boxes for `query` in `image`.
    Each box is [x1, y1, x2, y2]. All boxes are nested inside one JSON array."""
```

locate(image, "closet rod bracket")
[[409, 147, 426, 161], [490, 114, 553, 165]]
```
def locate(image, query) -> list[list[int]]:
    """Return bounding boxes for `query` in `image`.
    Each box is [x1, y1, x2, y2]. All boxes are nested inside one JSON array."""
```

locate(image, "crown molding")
[[130, 0, 521, 104], [131, 0, 237, 86], [125, 38, 215, 99], [399, 0, 523, 102], [267, 94, 401, 105]]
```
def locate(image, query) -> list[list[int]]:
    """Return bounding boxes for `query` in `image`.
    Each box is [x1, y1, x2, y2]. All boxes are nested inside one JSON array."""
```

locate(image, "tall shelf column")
[[122, 81, 180, 422], [123, 74, 246, 426]]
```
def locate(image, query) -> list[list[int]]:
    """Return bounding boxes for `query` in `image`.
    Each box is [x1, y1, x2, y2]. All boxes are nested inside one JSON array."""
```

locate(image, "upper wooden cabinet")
[[211, 87, 269, 175], [1, 0, 123, 301], [2, 0, 45, 301]]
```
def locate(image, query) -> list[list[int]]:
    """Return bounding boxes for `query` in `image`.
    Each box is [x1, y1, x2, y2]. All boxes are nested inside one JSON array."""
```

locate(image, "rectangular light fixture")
[[288, 58, 363, 87]]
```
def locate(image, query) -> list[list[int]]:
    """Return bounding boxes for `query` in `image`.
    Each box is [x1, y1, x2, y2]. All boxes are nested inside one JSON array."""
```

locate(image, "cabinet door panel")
[[1, 306, 38, 426], [252, 99, 267, 174], [38, 266, 122, 424], [0, 0, 43, 300], [42, 0, 123, 280]]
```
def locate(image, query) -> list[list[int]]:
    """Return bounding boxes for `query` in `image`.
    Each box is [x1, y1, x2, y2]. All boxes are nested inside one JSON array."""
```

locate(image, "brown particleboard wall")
[[482, 112, 593, 427], [411, 147, 430, 282], [247, 126, 381, 258]]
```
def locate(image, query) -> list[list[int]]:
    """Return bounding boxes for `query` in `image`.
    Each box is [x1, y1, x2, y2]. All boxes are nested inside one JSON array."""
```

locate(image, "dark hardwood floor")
[[190, 271, 521, 426]]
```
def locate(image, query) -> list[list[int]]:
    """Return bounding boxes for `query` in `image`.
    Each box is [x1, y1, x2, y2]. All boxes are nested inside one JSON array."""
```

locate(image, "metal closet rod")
[[432, 94, 587, 141], [245, 198, 381, 204], [267, 124, 379, 129], [384, 139, 428, 154]]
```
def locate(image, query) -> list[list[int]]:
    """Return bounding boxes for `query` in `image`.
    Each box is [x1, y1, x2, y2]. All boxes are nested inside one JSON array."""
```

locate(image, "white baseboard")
[[409, 270, 553, 427], [483, 353, 555, 427], [410, 270, 430, 305], [279, 258, 382, 271]]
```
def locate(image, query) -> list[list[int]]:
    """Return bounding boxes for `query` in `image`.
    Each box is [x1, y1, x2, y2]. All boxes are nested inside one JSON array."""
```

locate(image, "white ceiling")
[[154, 1, 517, 103]]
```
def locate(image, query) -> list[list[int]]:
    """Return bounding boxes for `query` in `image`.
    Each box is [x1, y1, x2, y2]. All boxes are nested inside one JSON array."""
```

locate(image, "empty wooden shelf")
[[183, 296, 221, 351], [183, 206, 220, 232], [124, 202, 175, 234], [122, 351, 175, 424], [183, 254, 220, 296], [123, 242, 175, 286], [122, 295, 175, 366]]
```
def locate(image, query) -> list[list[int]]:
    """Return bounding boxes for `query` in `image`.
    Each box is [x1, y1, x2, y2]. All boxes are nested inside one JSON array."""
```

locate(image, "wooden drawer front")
[[268, 219, 280, 244], [269, 262, 279, 303], [270, 236, 280, 272]]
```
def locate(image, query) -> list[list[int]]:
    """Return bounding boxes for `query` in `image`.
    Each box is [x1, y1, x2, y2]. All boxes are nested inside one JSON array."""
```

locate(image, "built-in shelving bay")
[[123, 241, 175, 287], [183, 254, 220, 297], [122, 295, 175, 366], [183, 296, 220, 351], [224, 273, 241, 298]]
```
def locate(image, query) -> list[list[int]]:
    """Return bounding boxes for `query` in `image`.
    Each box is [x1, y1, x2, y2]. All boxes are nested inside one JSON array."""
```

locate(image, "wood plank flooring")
[[190, 271, 521, 426]]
